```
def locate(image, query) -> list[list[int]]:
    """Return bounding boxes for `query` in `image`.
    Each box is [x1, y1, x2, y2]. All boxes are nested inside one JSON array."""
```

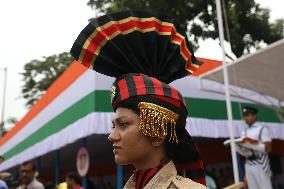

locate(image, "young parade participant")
[[240, 107, 273, 189], [224, 106, 273, 189], [71, 11, 207, 189]]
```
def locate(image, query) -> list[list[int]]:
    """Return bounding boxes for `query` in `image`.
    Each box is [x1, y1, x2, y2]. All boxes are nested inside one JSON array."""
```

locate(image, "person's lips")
[[113, 145, 121, 154], [113, 144, 121, 149]]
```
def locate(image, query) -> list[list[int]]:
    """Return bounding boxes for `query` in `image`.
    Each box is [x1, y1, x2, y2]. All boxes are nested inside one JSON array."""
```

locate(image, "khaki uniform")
[[124, 161, 207, 189]]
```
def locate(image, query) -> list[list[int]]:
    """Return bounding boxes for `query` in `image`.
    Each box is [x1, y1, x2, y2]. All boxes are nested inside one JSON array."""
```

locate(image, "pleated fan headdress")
[[71, 10, 205, 185]]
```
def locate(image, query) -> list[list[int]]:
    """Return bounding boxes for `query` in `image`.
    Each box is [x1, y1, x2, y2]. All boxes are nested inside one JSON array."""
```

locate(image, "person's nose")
[[108, 128, 120, 142]]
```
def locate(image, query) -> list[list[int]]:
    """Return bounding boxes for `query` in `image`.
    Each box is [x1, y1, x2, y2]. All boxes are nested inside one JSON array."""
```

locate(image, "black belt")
[[247, 154, 257, 161]]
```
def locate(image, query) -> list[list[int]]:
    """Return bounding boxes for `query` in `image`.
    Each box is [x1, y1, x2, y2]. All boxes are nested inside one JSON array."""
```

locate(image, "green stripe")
[[93, 91, 281, 122], [4, 91, 100, 159], [3, 90, 282, 160], [186, 98, 281, 122]]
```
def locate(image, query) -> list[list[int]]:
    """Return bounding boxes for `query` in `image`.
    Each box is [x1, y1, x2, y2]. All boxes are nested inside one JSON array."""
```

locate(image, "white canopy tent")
[[199, 38, 284, 120], [1, 61, 282, 172]]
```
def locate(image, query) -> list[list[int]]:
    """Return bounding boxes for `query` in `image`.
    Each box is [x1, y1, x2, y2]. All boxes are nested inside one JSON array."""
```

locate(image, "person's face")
[[20, 163, 35, 185], [108, 107, 155, 165], [244, 113, 257, 126], [0, 158, 4, 164]]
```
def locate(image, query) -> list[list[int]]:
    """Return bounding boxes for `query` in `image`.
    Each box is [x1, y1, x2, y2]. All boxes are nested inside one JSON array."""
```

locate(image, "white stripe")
[[0, 69, 105, 154], [1, 71, 283, 163], [0, 112, 113, 171], [1, 112, 283, 171], [171, 77, 249, 102], [188, 118, 284, 139], [1, 72, 274, 154], [0, 73, 208, 154], [94, 74, 253, 103]]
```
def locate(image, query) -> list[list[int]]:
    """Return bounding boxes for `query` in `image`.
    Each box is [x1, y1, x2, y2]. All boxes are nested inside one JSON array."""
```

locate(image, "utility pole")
[[0, 67, 7, 137]]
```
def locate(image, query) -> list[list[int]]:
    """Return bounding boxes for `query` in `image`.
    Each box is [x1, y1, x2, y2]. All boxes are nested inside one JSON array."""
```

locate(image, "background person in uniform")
[[0, 172, 8, 189], [0, 156, 11, 189], [65, 172, 83, 189], [0, 180, 8, 189], [234, 106, 273, 189], [71, 10, 207, 189], [16, 161, 44, 189]]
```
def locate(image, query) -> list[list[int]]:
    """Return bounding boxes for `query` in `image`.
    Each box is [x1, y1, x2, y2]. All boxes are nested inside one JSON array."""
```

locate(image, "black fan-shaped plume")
[[71, 11, 201, 84]]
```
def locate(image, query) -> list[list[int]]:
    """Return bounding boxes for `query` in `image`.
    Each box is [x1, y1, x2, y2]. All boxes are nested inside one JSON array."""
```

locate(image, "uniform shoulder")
[[252, 123, 263, 128], [33, 179, 45, 189], [169, 175, 208, 189]]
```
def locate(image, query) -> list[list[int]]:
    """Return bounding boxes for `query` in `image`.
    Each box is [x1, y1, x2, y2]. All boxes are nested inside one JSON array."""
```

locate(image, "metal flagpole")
[[0, 67, 7, 137], [215, 0, 240, 183]]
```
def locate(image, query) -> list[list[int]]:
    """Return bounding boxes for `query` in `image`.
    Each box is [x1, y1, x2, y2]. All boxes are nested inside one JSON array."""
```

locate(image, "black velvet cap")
[[242, 106, 258, 115]]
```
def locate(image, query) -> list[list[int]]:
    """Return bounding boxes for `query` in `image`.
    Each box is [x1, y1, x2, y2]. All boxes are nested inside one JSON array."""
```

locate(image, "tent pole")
[[55, 149, 61, 185], [117, 165, 123, 189], [216, 0, 240, 183]]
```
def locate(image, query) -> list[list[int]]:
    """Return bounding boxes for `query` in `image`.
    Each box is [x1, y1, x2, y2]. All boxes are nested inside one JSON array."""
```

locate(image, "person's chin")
[[114, 155, 128, 165]]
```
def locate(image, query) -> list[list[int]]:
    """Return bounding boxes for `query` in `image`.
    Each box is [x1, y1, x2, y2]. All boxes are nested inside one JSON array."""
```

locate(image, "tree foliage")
[[20, 0, 283, 108], [87, 0, 283, 57], [0, 117, 17, 136], [21, 52, 73, 107]]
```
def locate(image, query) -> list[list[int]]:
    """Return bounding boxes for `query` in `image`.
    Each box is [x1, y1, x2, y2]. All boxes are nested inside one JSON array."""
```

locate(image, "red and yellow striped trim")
[[77, 17, 199, 74]]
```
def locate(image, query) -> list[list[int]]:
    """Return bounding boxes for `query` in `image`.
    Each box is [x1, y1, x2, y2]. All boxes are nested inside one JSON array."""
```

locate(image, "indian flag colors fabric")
[[0, 60, 283, 171]]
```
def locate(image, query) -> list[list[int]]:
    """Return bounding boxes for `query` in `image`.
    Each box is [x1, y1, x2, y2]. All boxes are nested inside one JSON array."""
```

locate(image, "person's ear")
[[151, 138, 164, 147]]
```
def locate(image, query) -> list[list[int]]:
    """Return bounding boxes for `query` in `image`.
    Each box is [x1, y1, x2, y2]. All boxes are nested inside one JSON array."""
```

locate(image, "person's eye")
[[120, 122, 128, 127]]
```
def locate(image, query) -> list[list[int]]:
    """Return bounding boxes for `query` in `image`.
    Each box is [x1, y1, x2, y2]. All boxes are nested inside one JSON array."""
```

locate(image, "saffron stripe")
[[0, 61, 87, 146]]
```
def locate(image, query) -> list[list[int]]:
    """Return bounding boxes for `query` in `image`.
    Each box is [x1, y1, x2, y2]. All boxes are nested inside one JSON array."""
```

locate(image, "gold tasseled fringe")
[[138, 102, 179, 144]]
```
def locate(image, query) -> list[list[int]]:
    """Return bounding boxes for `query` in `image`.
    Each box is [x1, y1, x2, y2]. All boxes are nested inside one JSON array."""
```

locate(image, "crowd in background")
[[1, 158, 284, 189], [0, 156, 235, 189], [0, 157, 116, 189]]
